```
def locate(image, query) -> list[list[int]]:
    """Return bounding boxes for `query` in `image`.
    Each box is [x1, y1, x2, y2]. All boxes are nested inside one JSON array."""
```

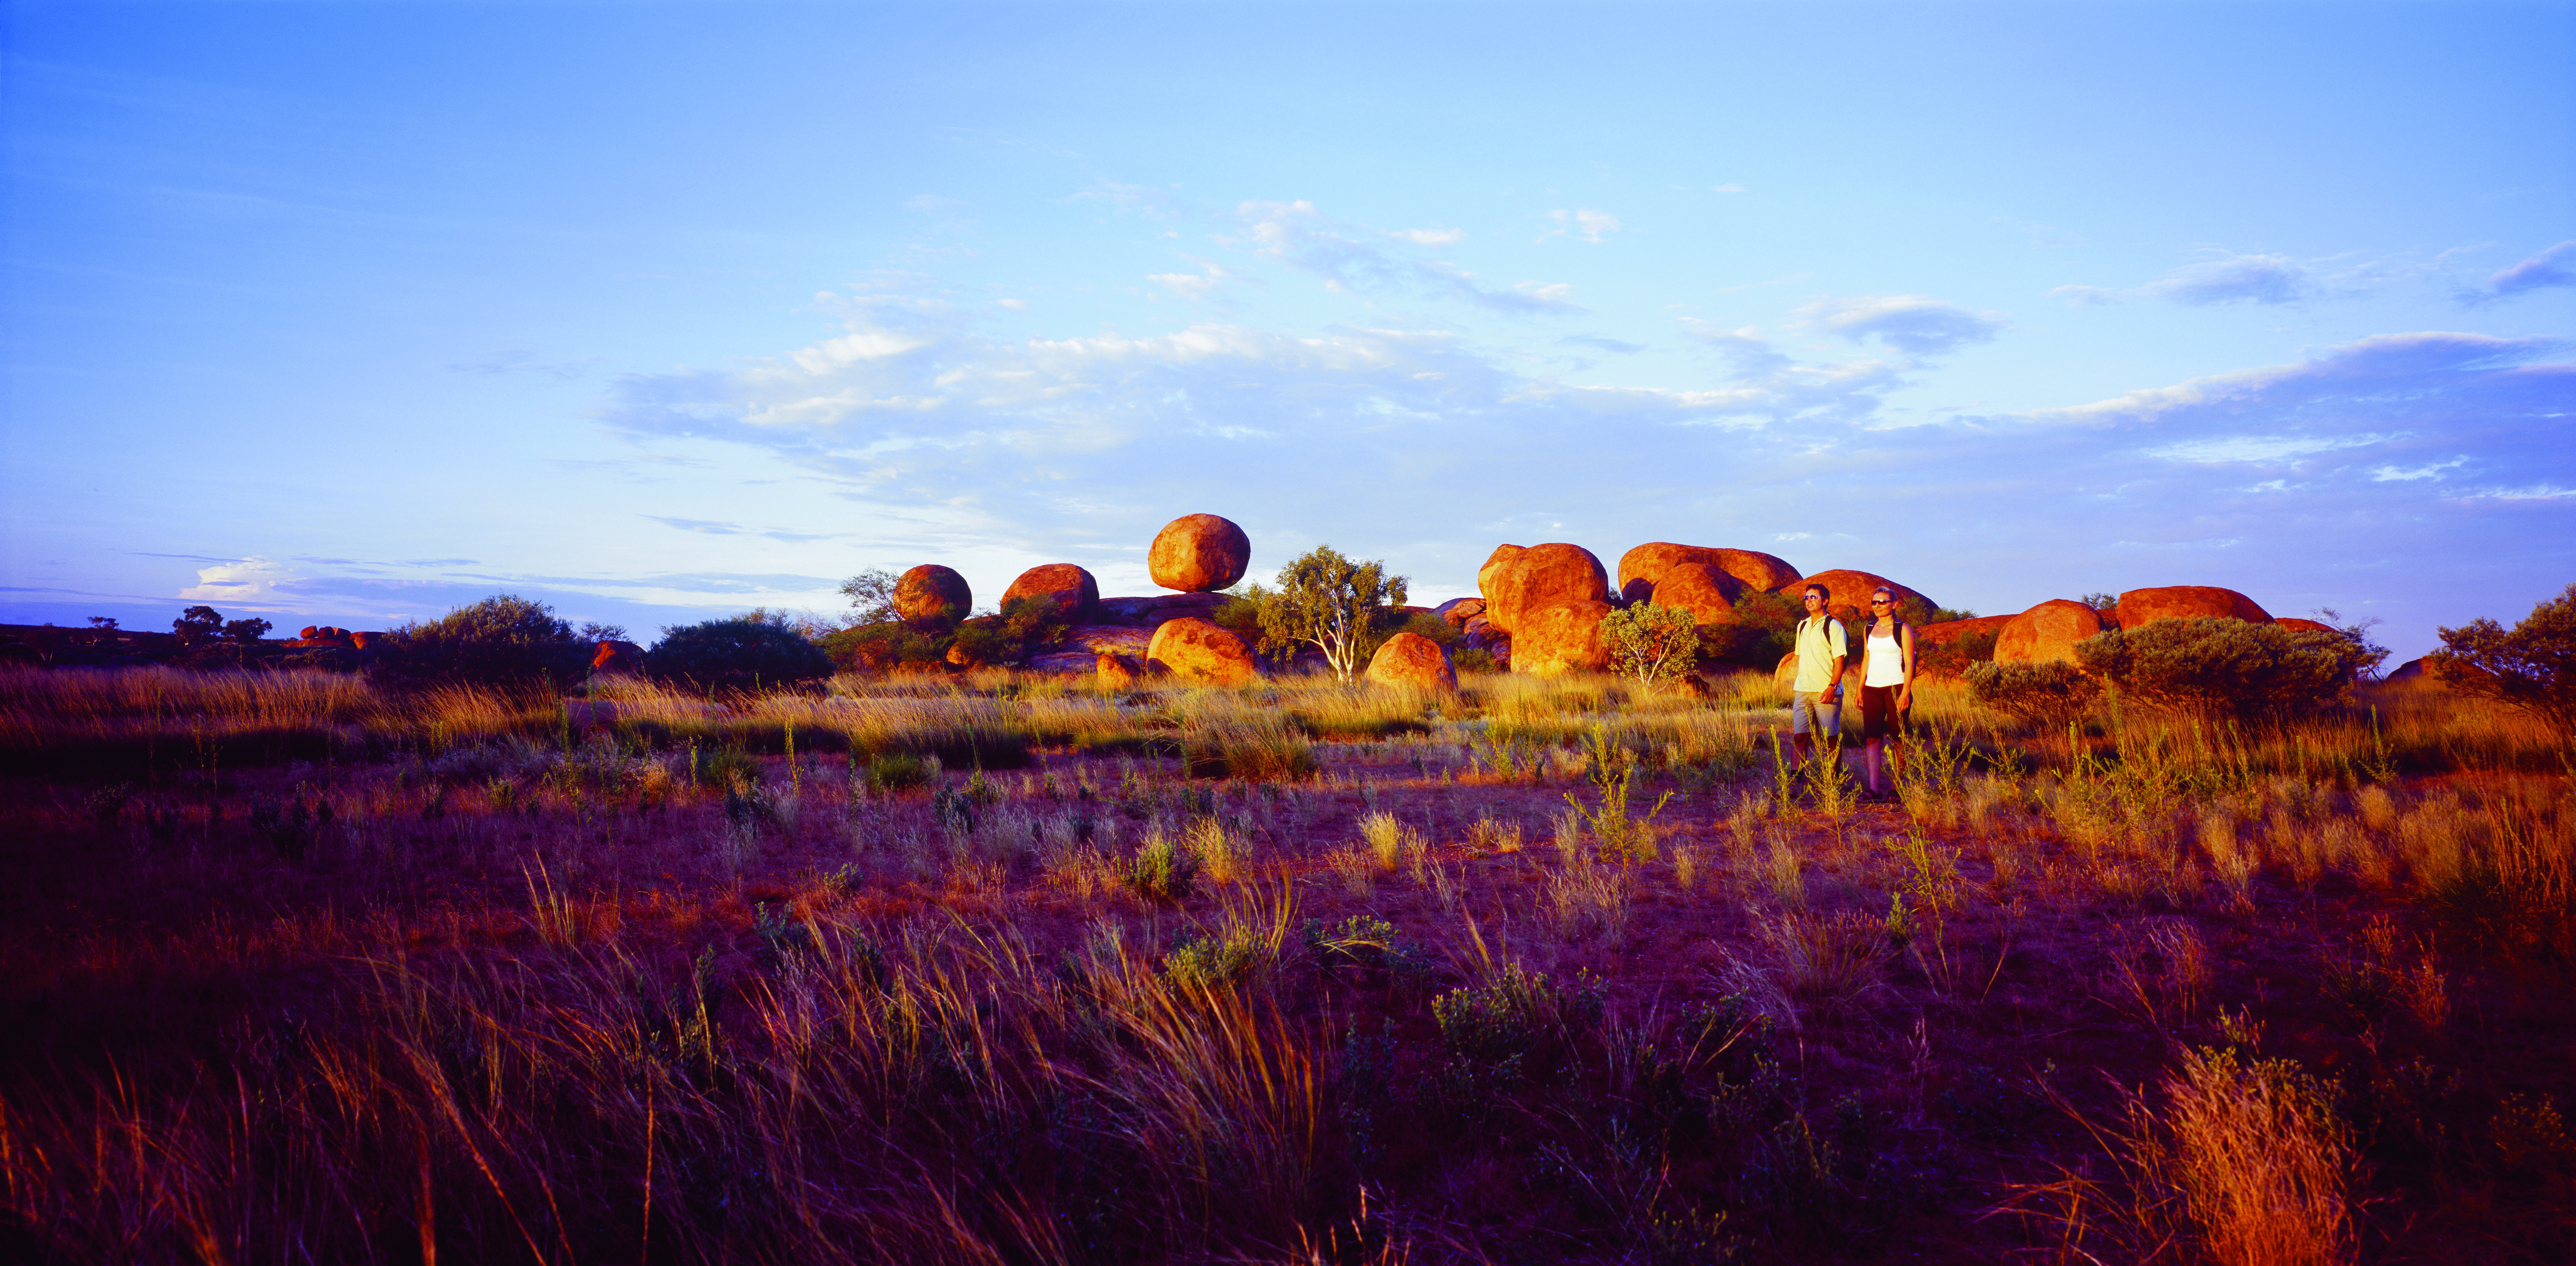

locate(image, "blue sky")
[[5, 0, 2571, 657]]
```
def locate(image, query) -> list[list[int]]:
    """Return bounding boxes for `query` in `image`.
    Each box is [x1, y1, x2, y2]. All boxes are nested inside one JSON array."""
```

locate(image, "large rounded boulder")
[[1484, 543, 1609, 635], [1617, 543, 1802, 598], [893, 564, 973, 626], [1794, 569, 1936, 626], [1476, 544, 1528, 600], [1148, 514, 1251, 592], [1000, 563, 1099, 623], [1511, 599, 1613, 674], [2114, 586, 2273, 630], [1364, 631, 1456, 692], [1648, 562, 1747, 625], [1993, 600, 2108, 665], [1145, 616, 1258, 685]]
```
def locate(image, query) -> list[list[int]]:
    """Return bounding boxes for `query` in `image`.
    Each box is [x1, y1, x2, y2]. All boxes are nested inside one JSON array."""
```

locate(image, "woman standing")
[[1856, 586, 1915, 801]]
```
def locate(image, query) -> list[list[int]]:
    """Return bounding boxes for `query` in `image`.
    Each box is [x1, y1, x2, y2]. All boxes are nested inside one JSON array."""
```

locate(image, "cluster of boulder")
[[285, 626, 387, 650]]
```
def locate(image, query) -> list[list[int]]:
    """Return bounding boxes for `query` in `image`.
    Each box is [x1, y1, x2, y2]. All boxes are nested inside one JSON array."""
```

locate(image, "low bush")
[[646, 616, 835, 694], [2074, 617, 2379, 721], [388, 594, 591, 686], [1964, 660, 2102, 728], [2428, 581, 2576, 736]]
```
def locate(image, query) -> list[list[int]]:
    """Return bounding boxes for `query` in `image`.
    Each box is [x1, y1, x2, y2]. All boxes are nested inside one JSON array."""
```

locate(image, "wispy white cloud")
[[1387, 226, 1465, 246], [1538, 208, 1622, 244], [1793, 294, 2006, 356], [2141, 252, 2311, 305], [2482, 240, 2576, 299], [1237, 199, 1582, 314]]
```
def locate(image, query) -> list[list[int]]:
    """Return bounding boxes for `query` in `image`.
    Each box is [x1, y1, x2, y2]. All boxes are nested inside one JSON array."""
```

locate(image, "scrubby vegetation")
[[0, 607, 2571, 1264]]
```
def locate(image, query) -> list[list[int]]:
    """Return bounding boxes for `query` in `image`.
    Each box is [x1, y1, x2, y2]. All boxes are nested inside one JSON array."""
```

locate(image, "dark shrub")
[[389, 595, 589, 686], [823, 621, 947, 673], [1964, 661, 2101, 728], [2072, 617, 2379, 721], [2427, 582, 2576, 736], [648, 617, 834, 694]]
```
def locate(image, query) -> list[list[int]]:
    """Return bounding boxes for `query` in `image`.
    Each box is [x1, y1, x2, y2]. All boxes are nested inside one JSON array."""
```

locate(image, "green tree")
[[2426, 582, 2576, 736], [647, 616, 835, 694], [838, 568, 901, 625], [1255, 546, 1407, 682], [172, 605, 225, 645], [390, 594, 588, 684], [222, 617, 273, 644], [1600, 601, 1699, 692]]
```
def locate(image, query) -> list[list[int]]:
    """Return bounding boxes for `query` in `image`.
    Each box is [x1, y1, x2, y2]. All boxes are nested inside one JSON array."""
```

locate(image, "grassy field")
[[0, 664, 2569, 1263]]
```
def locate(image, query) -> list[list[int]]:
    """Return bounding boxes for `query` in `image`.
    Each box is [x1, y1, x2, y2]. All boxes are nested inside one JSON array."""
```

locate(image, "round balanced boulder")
[[1484, 543, 1609, 636], [1616, 543, 1801, 598], [1511, 599, 1614, 674], [1001, 563, 1099, 623], [1793, 569, 1936, 626], [1993, 600, 2107, 665], [1145, 616, 1258, 685], [893, 564, 973, 625], [1648, 562, 1747, 625], [1364, 631, 1457, 692], [1476, 544, 1528, 600], [1148, 514, 1251, 592], [2114, 585, 2273, 630]]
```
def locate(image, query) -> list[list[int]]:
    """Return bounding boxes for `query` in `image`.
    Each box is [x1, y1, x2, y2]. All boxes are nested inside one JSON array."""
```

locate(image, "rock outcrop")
[[894, 565, 973, 625], [592, 640, 646, 675], [1435, 597, 1486, 627], [1149, 514, 1251, 592], [1145, 616, 1258, 685], [1476, 545, 1527, 599], [1616, 543, 1802, 597], [2114, 586, 2273, 630], [1056, 625, 1155, 658], [1794, 569, 1936, 625], [1511, 599, 1613, 674], [1096, 592, 1230, 627], [1023, 651, 1100, 676], [2275, 617, 2335, 635], [1648, 562, 1747, 624], [1994, 600, 2108, 665], [1001, 564, 1099, 623], [1483, 543, 1609, 635], [1097, 653, 1143, 689], [1364, 631, 1457, 692]]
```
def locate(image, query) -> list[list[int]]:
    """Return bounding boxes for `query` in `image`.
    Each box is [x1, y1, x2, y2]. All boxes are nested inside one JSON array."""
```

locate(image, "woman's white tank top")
[[1863, 625, 1906, 686]]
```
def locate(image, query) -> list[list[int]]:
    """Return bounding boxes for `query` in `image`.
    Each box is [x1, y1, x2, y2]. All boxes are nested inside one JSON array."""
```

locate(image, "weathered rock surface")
[[1617, 543, 1802, 597], [1364, 631, 1457, 692], [1648, 562, 1748, 624], [1994, 600, 2108, 665], [1148, 514, 1251, 592], [1484, 543, 1609, 635], [1775, 651, 1801, 689], [1097, 653, 1142, 689], [299, 626, 320, 640], [2385, 657, 2426, 682], [1055, 625, 1155, 658], [592, 640, 646, 674], [2275, 617, 2335, 635], [894, 564, 973, 625], [1097, 592, 1230, 626], [1794, 569, 1936, 625], [2114, 586, 2273, 629], [1435, 597, 1486, 627], [1001, 564, 1099, 624], [1023, 651, 1101, 676], [1676, 673, 1713, 700], [1146, 617, 1258, 685], [1511, 599, 1613, 674], [1476, 545, 1527, 599]]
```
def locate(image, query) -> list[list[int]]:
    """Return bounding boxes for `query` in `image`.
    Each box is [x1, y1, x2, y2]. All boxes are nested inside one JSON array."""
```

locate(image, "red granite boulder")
[[2275, 617, 2334, 635], [1616, 543, 1802, 597], [1794, 569, 1936, 626], [1001, 563, 1099, 623], [1511, 599, 1613, 674], [1145, 616, 1258, 685], [894, 564, 973, 626], [1364, 631, 1457, 692], [1476, 545, 1527, 600], [1994, 600, 2109, 665], [1484, 543, 1609, 635], [1148, 514, 1251, 592], [592, 640, 647, 675], [2114, 586, 2273, 630], [1648, 562, 1747, 625]]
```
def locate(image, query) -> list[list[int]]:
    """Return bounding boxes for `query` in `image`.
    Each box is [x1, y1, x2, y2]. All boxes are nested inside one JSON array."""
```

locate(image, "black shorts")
[[1858, 683, 1909, 741]]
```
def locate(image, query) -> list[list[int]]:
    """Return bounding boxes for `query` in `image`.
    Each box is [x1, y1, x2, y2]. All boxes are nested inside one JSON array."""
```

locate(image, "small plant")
[[1601, 601, 1700, 694], [1357, 811, 1414, 873], [866, 750, 931, 793], [1163, 928, 1262, 990], [1565, 725, 1673, 863], [1127, 829, 1200, 903]]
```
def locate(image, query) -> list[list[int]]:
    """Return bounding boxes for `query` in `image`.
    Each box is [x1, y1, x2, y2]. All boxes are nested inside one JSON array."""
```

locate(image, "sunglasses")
[[1870, 598, 1892, 606]]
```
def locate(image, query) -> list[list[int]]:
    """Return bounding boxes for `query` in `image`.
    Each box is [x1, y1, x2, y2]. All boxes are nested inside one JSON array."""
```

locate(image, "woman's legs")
[[1863, 737, 1885, 795]]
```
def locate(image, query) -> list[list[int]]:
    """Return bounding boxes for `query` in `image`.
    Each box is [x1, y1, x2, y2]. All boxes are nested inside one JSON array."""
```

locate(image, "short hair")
[[1804, 582, 1830, 601]]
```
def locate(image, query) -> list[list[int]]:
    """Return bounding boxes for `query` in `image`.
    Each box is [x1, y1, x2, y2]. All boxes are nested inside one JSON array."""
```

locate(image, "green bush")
[[1602, 601, 1699, 691], [2428, 582, 2576, 736], [647, 616, 834, 694], [2072, 617, 2378, 720], [1964, 660, 2102, 728], [864, 751, 931, 793], [390, 595, 590, 685]]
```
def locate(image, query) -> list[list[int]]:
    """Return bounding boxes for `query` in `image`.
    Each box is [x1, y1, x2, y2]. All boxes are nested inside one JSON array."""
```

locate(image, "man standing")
[[1789, 582, 1848, 764]]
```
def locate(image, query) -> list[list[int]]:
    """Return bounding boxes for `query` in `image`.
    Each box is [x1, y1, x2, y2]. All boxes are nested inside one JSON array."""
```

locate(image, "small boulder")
[[1145, 616, 1258, 685], [1477, 544, 1528, 599], [1648, 562, 1747, 625], [1511, 599, 1613, 674], [1994, 600, 2108, 665], [299, 625, 320, 640], [2114, 585, 2273, 629], [1616, 543, 1802, 596], [1794, 569, 1937, 626], [350, 631, 386, 650], [1435, 597, 1486, 627], [1149, 514, 1251, 592], [894, 564, 973, 625], [2275, 617, 2335, 635], [1676, 673, 1713, 700], [2385, 657, 2426, 683], [1364, 631, 1457, 692], [1001, 564, 1099, 623], [1097, 653, 1142, 689], [1484, 543, 1609, 635], [1774, 652, 1800, 689], [592, 640, 647, 675]]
